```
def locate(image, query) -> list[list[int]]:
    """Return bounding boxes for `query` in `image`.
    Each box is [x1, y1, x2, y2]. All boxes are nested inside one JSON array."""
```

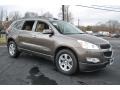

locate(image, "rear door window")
[[22, 21, 35, 31]]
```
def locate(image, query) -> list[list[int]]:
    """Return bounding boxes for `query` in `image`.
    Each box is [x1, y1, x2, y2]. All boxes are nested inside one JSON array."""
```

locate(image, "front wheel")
[[8, 41, 20, 58], [55, 49, 78, 75]]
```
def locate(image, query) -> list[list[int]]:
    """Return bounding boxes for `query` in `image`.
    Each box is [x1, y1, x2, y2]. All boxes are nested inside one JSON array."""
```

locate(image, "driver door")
[[31, 20, 54, 56]]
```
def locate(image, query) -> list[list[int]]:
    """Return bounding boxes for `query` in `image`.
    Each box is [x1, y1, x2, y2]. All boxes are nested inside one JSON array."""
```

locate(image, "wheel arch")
[[7, 38, 16, 46], [54, 46, 78, 63]]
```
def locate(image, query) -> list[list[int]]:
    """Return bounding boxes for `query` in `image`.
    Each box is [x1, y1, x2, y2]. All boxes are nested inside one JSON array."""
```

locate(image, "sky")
[[69, 5, 120, 25], [0, 0, 120, 26]]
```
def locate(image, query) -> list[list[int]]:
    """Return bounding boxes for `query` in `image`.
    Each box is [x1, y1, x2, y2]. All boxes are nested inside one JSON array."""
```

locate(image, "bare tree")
[[106, 20, 120, 33], [0, 9, 8, 31], [0, 9, 7, 21], [0, 21, 3, 30], [9, 11, 21, 21], [80, 20, 120, 34], [42, 12, 53, 18], [58, 7, 63, 20], [67, 12, 74, 23], [24, 12, 38, 18], [0, 9, 4, 21]]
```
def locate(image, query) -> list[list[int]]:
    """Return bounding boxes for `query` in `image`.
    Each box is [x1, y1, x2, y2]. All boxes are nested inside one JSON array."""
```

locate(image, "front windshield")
[[50, 21, 84, 34]]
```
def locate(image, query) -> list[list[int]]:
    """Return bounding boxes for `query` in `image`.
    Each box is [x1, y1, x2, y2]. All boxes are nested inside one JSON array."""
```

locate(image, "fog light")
[[109, 58, 114, 65], [86, 57, 100, 63]]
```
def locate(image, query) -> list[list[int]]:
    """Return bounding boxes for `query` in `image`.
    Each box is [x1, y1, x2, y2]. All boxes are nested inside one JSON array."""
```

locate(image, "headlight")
[[77, 40, 99, 49]]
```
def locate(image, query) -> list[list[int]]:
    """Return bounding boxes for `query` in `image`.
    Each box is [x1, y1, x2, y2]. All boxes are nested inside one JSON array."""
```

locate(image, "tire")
[[55, 49, 78, 75], [8, 41, 20, 58]]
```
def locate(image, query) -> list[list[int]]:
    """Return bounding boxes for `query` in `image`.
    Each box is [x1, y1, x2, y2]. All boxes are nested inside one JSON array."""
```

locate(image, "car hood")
[[66, 34, 109, 45]]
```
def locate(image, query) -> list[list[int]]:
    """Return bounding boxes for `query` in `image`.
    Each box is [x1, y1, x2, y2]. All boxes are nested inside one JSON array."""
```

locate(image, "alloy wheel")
[[58, 54, 73, 71]]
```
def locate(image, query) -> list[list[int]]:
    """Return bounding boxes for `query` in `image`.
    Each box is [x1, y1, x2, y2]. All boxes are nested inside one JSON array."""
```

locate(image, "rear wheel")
[[55, 49, 78, 75], [8, 41, 20, 58]]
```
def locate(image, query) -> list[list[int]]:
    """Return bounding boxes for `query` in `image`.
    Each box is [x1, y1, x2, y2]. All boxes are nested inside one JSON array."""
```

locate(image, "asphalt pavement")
[[0, 37, 120, 85]]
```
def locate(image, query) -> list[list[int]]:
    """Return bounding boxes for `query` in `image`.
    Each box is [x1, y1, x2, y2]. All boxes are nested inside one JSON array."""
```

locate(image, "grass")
[[0, 35, 6, 45]]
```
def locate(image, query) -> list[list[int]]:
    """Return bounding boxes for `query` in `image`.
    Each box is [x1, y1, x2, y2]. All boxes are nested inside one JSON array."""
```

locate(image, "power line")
[[92, 5, 120, 10], [76, 5, 120, 12]]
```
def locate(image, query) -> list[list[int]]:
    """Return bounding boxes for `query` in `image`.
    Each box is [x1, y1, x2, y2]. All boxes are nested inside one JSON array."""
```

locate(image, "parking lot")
[[0, 37, 120, 85]]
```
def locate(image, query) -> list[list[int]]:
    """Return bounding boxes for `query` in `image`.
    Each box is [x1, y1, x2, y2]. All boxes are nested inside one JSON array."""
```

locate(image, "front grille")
[[100, 44, 111, 49], [104, 51, 112, 57]]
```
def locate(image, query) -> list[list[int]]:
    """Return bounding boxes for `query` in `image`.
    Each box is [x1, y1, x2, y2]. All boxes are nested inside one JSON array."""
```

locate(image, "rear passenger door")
[[18, 20, 37, 50]]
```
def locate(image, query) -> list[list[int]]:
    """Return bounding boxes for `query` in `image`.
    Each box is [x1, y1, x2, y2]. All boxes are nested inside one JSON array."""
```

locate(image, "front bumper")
[[79, 58, 113, 72], [74, 47, 113, 72]]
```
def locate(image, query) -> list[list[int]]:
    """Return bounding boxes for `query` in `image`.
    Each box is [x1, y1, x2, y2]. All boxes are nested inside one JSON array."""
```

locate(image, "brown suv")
[[6, 18, 114, 75]]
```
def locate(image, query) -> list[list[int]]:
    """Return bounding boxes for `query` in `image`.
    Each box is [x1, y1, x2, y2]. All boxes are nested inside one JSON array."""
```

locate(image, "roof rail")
[[12, 17, 59, 21], [45, 17, 59, 20]]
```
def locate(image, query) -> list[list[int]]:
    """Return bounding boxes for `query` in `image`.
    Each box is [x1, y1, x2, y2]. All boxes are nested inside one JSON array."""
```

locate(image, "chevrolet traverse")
[[6, 18, 114, 75]]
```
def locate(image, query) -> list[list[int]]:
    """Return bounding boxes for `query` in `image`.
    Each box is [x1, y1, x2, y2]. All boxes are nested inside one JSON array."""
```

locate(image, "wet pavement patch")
[[77, 81, 88, 85], [27, 66, 57, 85], [29, 67, 40, 76]]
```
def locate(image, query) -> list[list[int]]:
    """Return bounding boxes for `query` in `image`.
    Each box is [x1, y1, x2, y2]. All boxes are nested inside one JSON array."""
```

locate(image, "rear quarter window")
[[13, 20, 24, 30]]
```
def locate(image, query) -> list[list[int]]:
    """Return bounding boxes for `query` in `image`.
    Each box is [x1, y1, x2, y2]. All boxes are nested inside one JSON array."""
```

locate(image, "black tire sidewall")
[[8, 41, 19, 58], [55, 49, 78, 75]]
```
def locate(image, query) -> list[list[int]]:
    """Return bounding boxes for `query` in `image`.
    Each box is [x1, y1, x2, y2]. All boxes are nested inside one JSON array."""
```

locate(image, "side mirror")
[[43, 29, 54, 35]]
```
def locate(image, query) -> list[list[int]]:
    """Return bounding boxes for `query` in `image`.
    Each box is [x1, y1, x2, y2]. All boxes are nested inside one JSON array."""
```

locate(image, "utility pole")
[[62, 5, 70, 22], [62, 5, 65, 21], [78, 18, 80, 27], [66, 5, 69, 22]]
